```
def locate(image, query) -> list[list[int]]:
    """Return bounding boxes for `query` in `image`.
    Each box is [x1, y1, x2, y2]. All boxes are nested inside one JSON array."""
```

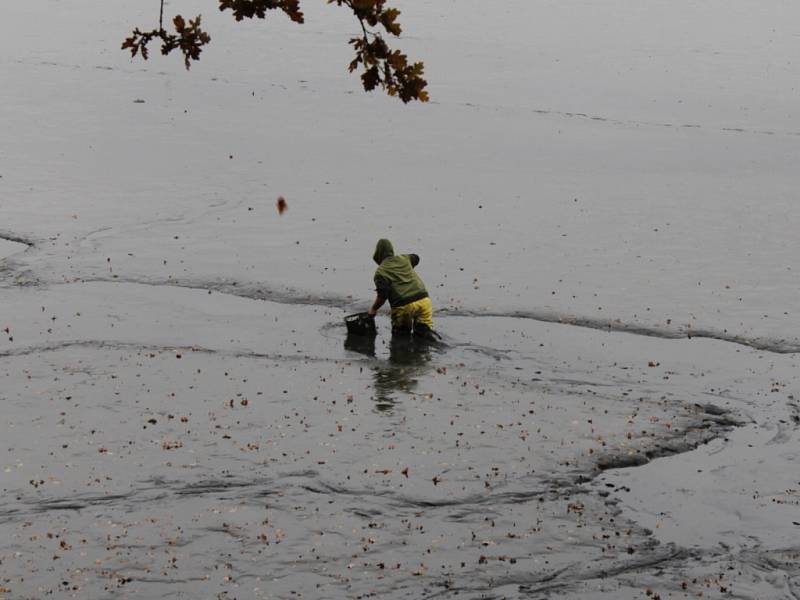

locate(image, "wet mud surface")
[[4, 1, 800, 598], [2, 276, 798, 599]]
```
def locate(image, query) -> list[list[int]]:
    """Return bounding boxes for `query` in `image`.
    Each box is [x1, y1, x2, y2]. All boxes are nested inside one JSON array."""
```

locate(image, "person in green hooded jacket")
[[367, 239, 434, 336]]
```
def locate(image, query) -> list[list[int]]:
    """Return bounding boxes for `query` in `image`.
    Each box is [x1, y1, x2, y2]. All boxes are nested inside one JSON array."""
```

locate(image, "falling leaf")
[[276, 196, 288, 215]]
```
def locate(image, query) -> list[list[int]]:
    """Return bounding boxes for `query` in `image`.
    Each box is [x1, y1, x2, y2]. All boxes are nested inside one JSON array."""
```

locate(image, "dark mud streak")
[[301, 483, 551, 510], [441, 308, 800, 355], [294, 404, 742, 544], [86, 275, 356, 310], [0, 231, 35, 266], [3, 476, 548, 526], [0, 339, 370, 367], [0, 231, 39, 287], [479, 411, 741, 599], [595, 404, 742, 473], [3, 240, 797, 355], [2, 478, 277, 523], [57, 274, 800, 355], [9, 417, 725, 523], [0, 231, 37, 248], [520, 545, 694, 595], [424, 546, 693, 599]]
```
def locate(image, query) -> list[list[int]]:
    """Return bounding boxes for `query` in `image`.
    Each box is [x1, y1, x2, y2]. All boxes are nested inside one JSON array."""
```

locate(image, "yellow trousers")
[[391, 297, 434, 333]]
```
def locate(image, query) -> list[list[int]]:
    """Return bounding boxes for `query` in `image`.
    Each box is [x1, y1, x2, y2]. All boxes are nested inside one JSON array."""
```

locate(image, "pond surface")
[[2, 1, 800, 598]]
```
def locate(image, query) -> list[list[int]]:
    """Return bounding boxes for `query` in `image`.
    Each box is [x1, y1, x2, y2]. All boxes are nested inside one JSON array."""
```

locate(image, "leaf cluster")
[[219, 0, 304, 23], [122, 16, 212, 70], [122, 0, 428, 103], [334, 0, 428, 102]]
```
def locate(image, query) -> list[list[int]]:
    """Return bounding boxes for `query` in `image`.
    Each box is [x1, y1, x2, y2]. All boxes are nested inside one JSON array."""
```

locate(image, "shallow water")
[[3, 1, 800, 598]]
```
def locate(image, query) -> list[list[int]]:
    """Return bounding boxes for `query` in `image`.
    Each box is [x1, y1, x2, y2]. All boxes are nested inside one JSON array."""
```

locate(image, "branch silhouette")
[[123, 0, 428, 103]]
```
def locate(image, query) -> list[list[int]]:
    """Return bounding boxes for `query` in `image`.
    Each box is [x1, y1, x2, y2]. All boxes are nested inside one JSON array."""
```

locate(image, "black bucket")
[[344, 312, 377, 337]]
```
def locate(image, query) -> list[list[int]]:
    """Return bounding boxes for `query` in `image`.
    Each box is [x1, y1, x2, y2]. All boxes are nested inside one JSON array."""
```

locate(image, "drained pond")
[[2, 1, 800, 598]]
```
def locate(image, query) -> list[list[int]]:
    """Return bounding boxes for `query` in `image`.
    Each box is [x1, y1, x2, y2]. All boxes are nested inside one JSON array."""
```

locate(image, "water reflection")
[[344, 333, 434, 413], [343, 332, 377, 357]]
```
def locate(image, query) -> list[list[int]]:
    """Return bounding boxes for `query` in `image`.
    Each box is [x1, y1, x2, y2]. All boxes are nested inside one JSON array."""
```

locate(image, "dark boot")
[[413, 323, 440, 342]]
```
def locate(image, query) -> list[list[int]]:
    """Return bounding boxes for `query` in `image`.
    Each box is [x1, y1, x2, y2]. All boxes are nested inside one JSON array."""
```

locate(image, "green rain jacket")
[[372, 239, 429, 308]]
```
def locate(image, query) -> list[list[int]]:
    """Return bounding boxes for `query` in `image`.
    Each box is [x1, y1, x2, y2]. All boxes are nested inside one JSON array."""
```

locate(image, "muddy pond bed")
[[4, 1, 800, 598], [2, 280, 798, 599]]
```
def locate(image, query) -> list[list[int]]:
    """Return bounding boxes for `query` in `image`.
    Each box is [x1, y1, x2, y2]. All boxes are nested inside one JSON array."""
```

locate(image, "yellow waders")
[[390, 297, 434, 333]]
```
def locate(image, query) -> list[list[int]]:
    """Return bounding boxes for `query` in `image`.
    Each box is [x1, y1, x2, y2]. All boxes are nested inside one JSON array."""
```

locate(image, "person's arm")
[[369, 275, 391, 316], [368, 294, 387, 317]]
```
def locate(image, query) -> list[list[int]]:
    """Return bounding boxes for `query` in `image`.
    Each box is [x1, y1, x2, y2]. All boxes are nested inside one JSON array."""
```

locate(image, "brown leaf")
[[276, 196, 288, 215]]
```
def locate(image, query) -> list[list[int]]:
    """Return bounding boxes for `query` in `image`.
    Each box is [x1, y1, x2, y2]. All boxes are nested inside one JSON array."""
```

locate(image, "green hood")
[[373, 239, 394, 265]]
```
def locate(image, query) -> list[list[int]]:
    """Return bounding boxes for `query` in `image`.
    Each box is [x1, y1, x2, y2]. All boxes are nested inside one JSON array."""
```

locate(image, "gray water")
[[2, 1, 800, 598]]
